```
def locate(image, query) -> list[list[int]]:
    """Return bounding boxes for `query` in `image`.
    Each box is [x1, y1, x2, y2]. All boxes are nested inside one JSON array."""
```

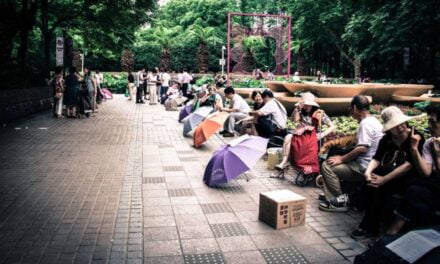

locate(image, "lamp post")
[[221, 45, 226, 76]]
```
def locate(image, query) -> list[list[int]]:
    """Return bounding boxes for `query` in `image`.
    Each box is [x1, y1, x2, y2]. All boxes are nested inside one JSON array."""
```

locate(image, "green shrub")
[[102, 73, 128, 94], [231, 78, 265, 88]]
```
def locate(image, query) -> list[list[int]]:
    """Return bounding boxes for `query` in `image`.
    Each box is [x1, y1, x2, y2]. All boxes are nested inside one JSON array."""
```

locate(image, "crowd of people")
[[50, 66, 110, 118]]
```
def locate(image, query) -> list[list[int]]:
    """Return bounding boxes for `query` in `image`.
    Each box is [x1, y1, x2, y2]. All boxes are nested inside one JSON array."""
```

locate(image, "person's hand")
[[326, 155, 343, 167], [367, 173, 387, 188], [410, 126, 421, 151], [364, 172, 372, 182]]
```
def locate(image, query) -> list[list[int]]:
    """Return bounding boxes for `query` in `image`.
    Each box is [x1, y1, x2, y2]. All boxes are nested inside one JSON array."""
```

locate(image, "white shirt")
[[259, 99, 287, 129], [356, 116, 384, 169], [230, 94, 250, 113], [162, 72, 171, 87]]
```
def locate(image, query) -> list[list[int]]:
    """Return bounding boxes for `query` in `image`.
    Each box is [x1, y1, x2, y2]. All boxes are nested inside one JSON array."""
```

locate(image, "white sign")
[[56, 37, 64, 66], [219, 59, 225, 66]]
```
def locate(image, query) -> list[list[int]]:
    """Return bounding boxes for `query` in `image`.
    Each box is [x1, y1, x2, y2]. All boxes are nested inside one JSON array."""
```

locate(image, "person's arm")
[[327, 145, 368, 167], [364, 159, 380, 182], [318, 119, 335, 140], [410, 129, 432, 178], [368, 161, 412, 188], [291, 106, 301, 122]]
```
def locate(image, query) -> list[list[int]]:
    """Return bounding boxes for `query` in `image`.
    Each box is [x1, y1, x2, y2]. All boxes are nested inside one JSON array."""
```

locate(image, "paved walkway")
[[0, 95, 366, 264]]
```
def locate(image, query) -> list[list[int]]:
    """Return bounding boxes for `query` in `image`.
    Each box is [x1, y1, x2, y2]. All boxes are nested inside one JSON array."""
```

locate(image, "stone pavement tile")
[[177, 225, 214, 239], [206, 212, 239, 224], [144, 227, 179, 241], [143, 183, 168, 190], [170, 197, 199, 205], [223, 250, 266, 264], [144, 189, 169, 198], [250, 233, 293, 249], [144, 240, 182, 257], [181, 238, 220, 255], [296, 244, 346, 263], [144, 256, 185, 264], [242, 221, 278, 235], [234, 210, 259, 222], [144, 197, 171, 206], [172, 205, 204, 215], [144, 216, 176, 227], [216, 236, 257, 252], [175, 214, 208, 226], [227, 201, 258, 212], [144, 206, 174, 216], [282, 225, 328, 246]]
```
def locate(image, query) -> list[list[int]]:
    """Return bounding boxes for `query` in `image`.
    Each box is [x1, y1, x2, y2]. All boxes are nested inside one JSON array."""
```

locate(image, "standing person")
[[95, 70, 104, 104], [136, 68, 145, 104], [51, 66, 64, 118], [64, 67, 80, 118], [351, 106, 425, 239], [220, 86, 251, 137], [180, 69, 193, 97], [160, 69, 171, 104], [127, 71, 135, 100], [319, 95, 383, 212], [147, 70, 158, 105], [81, 68, 94, 117], [249, 90, 287, 138], [90, 71, 98, 114], [155, 67, 162, 103], [143, 69, 148, 101]]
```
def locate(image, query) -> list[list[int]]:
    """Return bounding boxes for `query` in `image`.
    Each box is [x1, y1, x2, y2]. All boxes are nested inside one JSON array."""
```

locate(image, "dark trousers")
[[395, 183, 440, 226], [181, 83, 188, 97], [359, 178, 407, 235], [136, 85, 143, 103], [143, 83, 147, 98]]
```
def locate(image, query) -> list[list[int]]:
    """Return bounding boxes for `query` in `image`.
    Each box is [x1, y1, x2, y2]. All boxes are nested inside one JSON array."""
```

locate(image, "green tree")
[[185, 24, 222, 73]]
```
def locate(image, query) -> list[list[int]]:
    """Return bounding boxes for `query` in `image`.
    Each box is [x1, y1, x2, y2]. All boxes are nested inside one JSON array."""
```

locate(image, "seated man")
[[319, 95, 384, 212], [220, 86, 251, 137], [249, 90, 287, 138], [387, 103, 440, 235]]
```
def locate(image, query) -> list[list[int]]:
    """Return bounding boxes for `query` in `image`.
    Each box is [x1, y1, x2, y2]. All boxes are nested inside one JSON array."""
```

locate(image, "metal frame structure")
[[227, 12, 291, 83]]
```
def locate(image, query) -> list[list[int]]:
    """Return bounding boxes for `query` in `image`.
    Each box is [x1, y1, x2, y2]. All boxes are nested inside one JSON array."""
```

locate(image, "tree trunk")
[[41, 0, 51, 77], [18, 29, 29, 68], [296, 50, 306, 75], [160, 50, 170, 71], [353, 58, 361, 79], [197, 43, 209, 73]]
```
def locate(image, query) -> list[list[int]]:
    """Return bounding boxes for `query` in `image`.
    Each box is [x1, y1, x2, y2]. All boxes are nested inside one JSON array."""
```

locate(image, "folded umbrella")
[[203, 135, 269, 186], [183, 106, 213, 136], [193, 111, 230, 148], [178, 103, 193, 122]]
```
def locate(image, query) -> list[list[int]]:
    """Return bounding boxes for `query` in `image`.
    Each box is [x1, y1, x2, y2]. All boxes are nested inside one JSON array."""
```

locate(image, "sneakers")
[[329, 193, 350, 208], [318, 192, 326, 201], [351, 228, 375, 239], [319, 200, 348, 212]]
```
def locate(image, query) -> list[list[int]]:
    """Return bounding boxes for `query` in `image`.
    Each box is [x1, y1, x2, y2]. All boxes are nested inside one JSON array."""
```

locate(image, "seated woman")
[[164, 83, 184, 111], [386, 103, 440, 235], [199, 84, 223, 110], [351, 106, 425, 239], [275, 92, 335, 171], [234, 90, 265, 136]]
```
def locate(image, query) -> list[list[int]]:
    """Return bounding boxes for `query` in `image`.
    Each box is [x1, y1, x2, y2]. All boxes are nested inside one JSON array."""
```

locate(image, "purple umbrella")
[[178, 104, 193, 122], [203, 135, 269, 187]]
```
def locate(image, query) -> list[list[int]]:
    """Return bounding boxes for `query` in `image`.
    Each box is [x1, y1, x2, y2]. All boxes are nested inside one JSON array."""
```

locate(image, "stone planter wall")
[[0, 87, 53, 124]]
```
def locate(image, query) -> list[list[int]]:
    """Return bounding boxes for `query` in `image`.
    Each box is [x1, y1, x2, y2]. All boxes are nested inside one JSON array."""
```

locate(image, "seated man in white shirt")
[[249, 90, 287, 138], [220, 86, 251, 137]]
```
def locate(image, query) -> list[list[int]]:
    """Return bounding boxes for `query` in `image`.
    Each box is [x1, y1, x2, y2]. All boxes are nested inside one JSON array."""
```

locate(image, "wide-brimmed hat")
[[296, 92, 319, 107], [381, 106, 424, 132]]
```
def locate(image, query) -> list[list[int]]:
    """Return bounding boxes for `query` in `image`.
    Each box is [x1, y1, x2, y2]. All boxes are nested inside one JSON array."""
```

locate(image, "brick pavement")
[[0, 95, 367, 264]]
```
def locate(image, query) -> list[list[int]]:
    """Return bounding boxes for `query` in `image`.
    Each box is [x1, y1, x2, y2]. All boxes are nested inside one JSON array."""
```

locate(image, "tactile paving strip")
[[158, 144, 174, 149], [163, 165, 184, 172], [201, 203, 232, 214], [261, 247, 309, 264], [179, 157, 199, 162], [184, 253, 225, 264], [210, 222, 247, 237], [177, 150, 194, 155], [215, 185, 246, 194], [168, 188, 195, 197], [143, 177, 165, 184]]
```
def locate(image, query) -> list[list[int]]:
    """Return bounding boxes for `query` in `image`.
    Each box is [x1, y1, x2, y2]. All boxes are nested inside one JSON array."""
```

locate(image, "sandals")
[[270, 170, 285, 179]]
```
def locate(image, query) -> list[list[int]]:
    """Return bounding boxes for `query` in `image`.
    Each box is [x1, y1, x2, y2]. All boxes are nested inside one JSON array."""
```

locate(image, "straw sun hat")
[[381, 106, 425, 132], [295, 92, 320, 107]]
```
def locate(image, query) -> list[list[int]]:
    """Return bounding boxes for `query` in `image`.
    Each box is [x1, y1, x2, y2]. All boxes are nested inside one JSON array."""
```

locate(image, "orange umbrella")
[[193, 111, 230, 148]]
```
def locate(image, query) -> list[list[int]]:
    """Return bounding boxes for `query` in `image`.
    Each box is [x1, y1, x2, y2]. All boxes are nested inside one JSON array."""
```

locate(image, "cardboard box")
[[258, 190, 307, 229]]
